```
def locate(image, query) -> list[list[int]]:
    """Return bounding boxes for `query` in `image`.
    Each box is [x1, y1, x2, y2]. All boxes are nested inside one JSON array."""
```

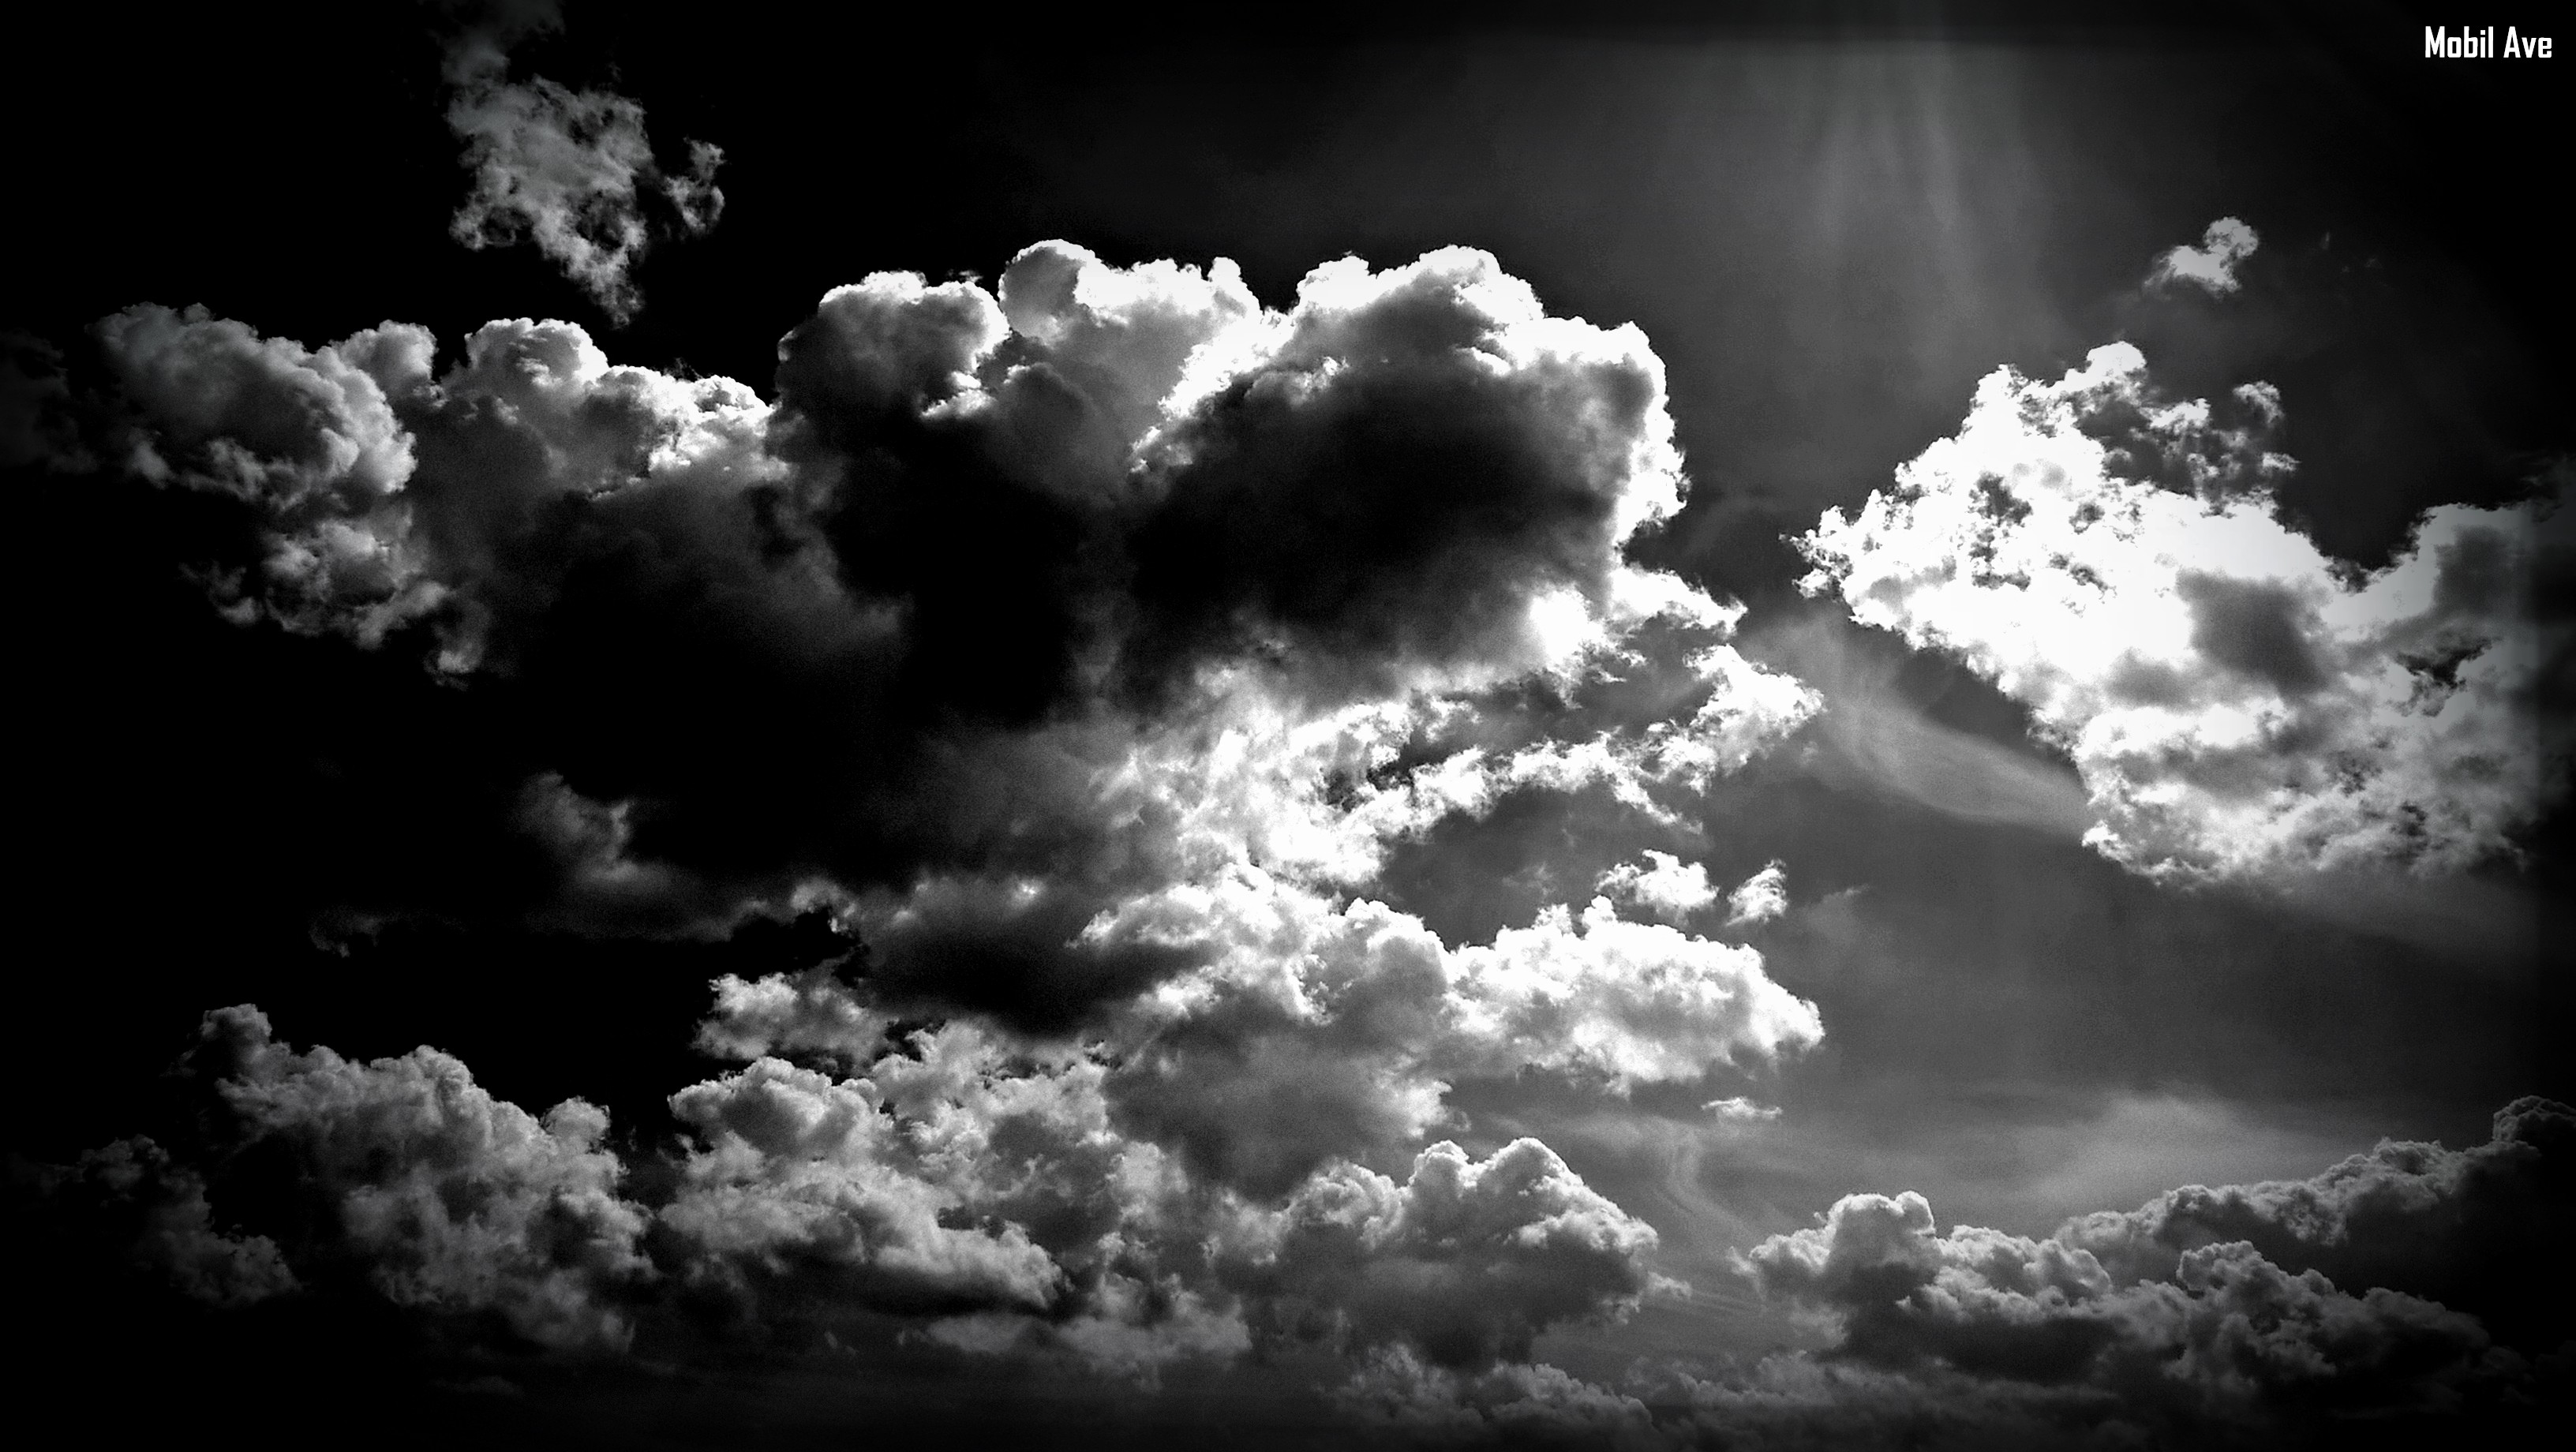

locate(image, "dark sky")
[[6, 3, 2568, 1448]]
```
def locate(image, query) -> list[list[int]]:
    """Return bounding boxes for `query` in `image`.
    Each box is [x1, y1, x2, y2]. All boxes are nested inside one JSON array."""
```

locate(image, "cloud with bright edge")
[[1730, 1098, 2572, 1435], [59, 238, 1846, 1402], [2147, 216, 2260, 296], [1799, 287, 2568, 880]]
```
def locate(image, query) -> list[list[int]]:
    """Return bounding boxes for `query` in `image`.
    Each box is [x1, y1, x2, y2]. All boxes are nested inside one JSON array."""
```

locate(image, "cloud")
[[661, 1038, 1091, 1320], [1725, 861, 1789, 927], [1742, 1191, 2510, 1419], [2147, 217, 2260, 296], [43, 241, 1846, 1413], [165, 1005, 655, 1353], [24, 1137, 297, 1308], [1239, 1137, 1665, 1368], [92, 304, 437, 640], [83, 245, 1815, 1035], [441, 1, 722, 321], [1598, 851, 1718, 922], [700, 863, 1818, 1202], [1799, 339, 2570, 880], [43, 983, 1718, 1394], [1730, 1098, 2574, 1438], [2057, 1096, 2576, 1345], [1339, 1345, 1661, 1446], [1076, 867, 1817, 1192], [1755, 609, 2096, 840]]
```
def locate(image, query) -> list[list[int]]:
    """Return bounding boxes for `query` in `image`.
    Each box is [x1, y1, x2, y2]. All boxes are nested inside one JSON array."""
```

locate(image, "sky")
[[4, 3, 2569, 1448]]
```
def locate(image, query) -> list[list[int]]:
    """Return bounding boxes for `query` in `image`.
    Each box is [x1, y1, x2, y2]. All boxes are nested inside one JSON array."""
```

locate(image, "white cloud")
[[1799, 341, 2568, 879], [1725, 861, 1789, 926], [1598, 851, 1717, 922], [2148, 216, 2260, 296]]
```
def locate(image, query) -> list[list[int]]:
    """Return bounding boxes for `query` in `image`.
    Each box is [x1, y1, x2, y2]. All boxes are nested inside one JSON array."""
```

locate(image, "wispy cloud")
[[440, 1, 723, 321]]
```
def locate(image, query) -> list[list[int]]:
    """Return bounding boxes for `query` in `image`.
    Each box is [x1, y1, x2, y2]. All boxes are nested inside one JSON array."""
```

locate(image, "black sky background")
[[5, 2, 2570, 1446]]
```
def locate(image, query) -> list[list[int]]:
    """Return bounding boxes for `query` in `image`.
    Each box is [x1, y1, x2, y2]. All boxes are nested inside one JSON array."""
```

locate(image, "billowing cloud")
[[48, 239, 1844, 1427], [88, 244, 1815, 1027], [442, 0, 722, 321], [59, 1004, 1689, 1394], [1237, 1137, 1665, 1368], [1741, 1192, 2504, 1410], [708, 865, 1819, 1202], [1732, 1098, 2574, 1438], [2147, 217, 2260, 296], [1799, 338, 2570, 879], [1598, 851, 1717, 922], [2058, 1095, 2576, 1345], [1725, 860, 1789, 926], [92, 304, 436, 641], [1339, 1345, 1660, 1445], [164, 1005, 654, 1353]]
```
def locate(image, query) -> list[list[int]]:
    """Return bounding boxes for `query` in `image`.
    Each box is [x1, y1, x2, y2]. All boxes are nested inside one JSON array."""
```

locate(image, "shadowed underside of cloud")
[[1337, 1101, 2573, 1448], [1799, 322, 2570, 882], [1724, 1098, 2574, 1446]]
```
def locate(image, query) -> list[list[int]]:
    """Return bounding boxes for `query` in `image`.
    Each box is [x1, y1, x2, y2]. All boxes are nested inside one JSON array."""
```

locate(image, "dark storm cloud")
[[1235, 1137, 1666, 1368]]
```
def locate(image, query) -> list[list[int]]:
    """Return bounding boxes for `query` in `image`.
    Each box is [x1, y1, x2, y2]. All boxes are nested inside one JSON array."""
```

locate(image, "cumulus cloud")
[[1339, 1345, 1661, 1446], [1237, 1137, 1665, 1367], [2147, 217, 2260, 296], [441, 0, 722, 321], [1598, 851, 1717, 922], [1799, 339, 2570, 880], [703, 865, 1818, 1202], [2058, 1096, 2576, 1345], [50, 241, 1843, 1413], [86, 244, 1814, 1026], [55, 1004, 1704, 1394], [1732, 1098, 2574, 1439], [1741, 1191, 2507, 1411], [1725, 860, 1789, 926], [163, 1005, 655, 1353]]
